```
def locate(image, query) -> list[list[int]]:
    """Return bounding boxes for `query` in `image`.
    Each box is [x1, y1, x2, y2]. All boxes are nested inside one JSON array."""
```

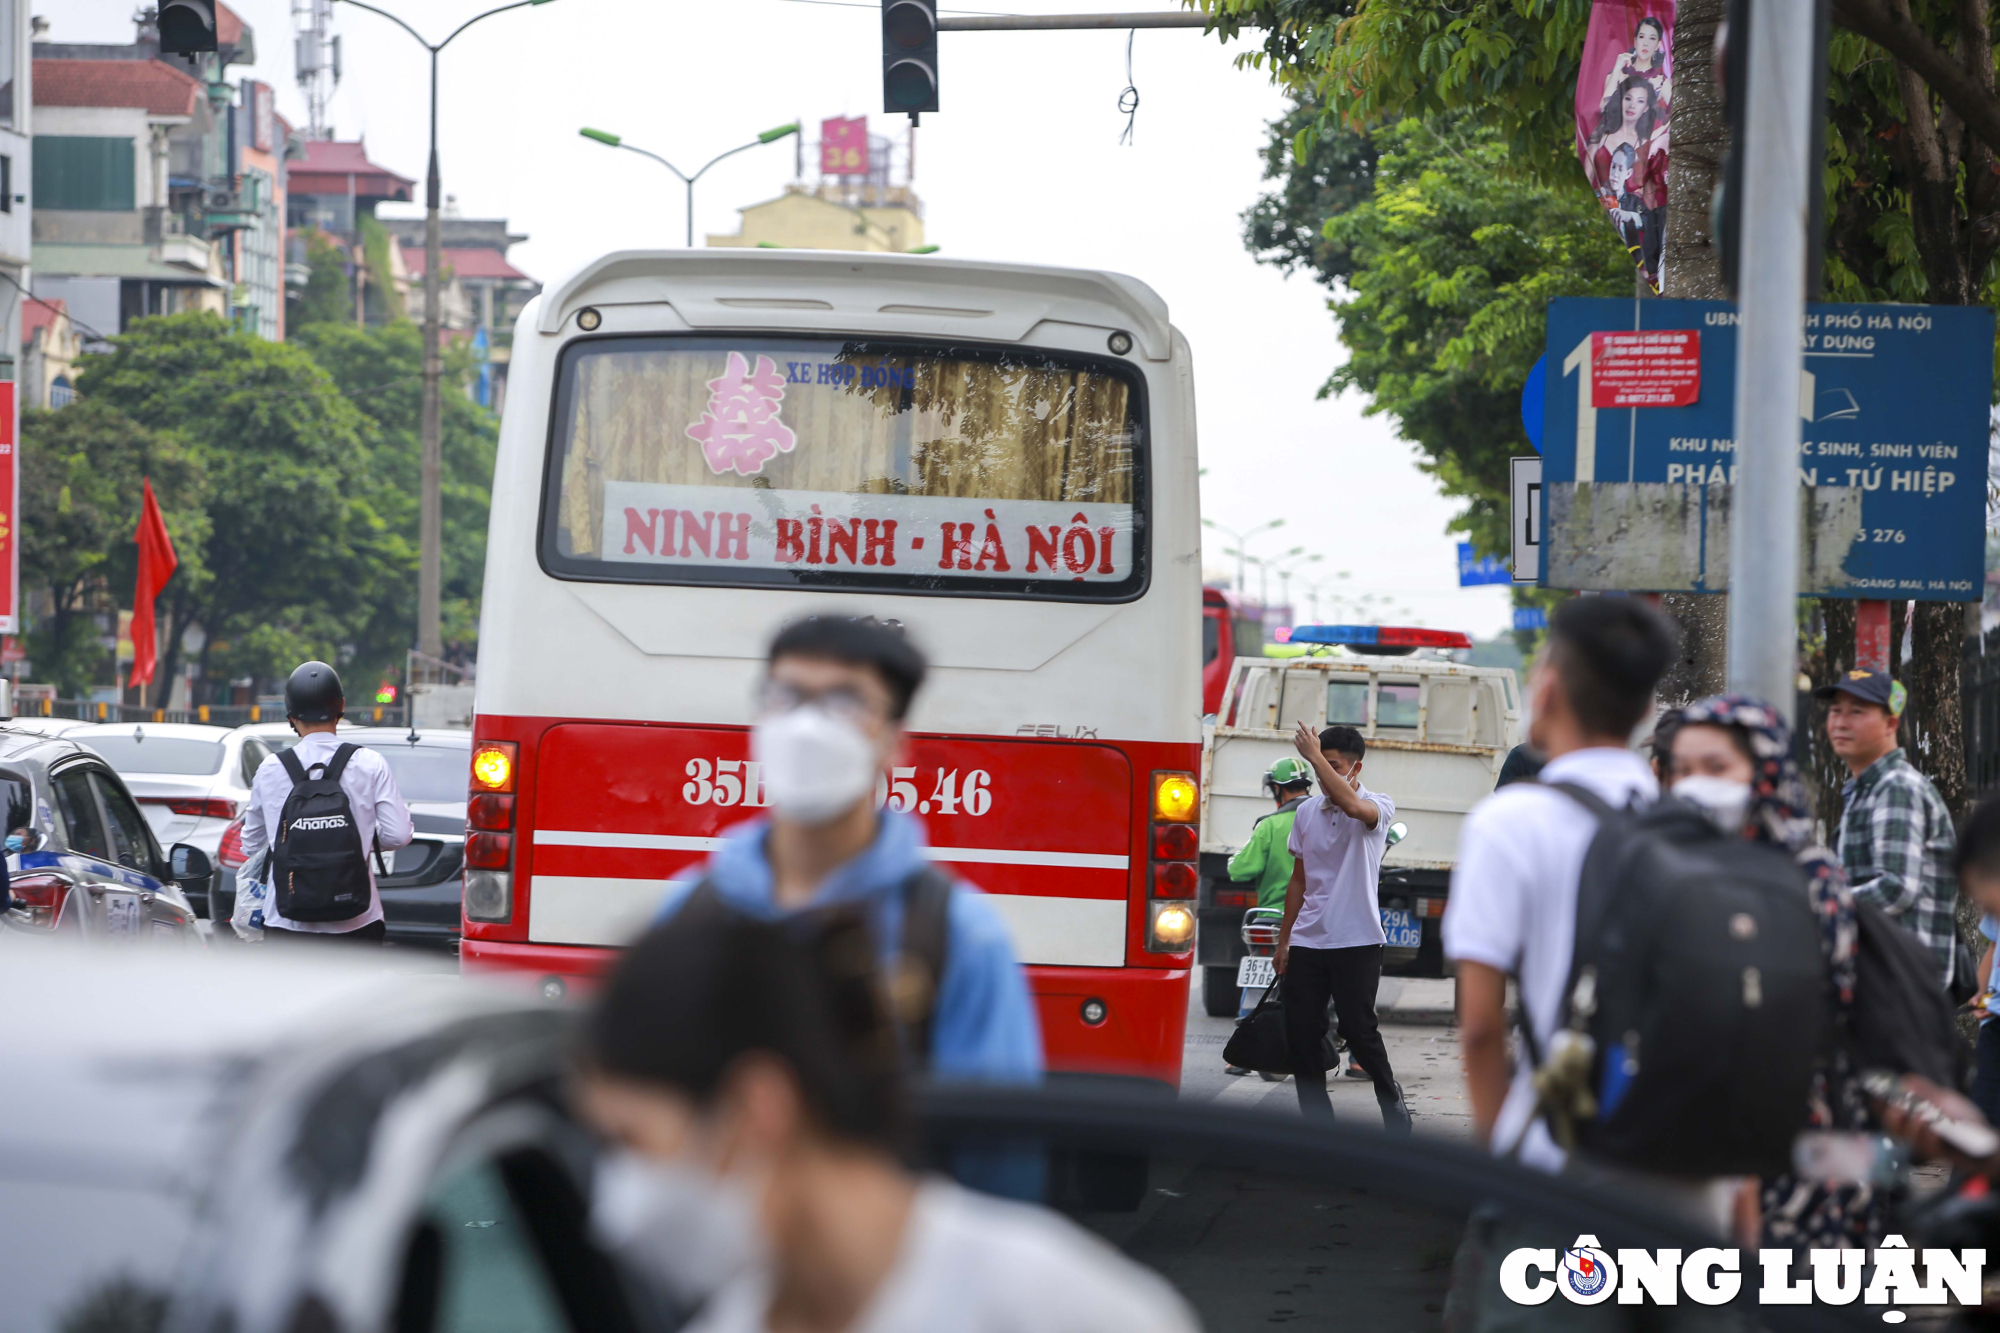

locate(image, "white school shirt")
[[239, 732, 415, 934], [1441, 746, 1656, 1173], [685, 1178, 1199, 1333], [1284, 786, 1396, 950]]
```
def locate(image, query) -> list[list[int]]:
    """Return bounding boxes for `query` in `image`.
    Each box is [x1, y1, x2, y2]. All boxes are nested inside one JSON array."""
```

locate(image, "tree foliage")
[[293, 320, 497, 656], [289, 228, 352, 332], [1248, 108, 1629, 555], [19, 401, 207, 695], [1213, 0, 2000, 809], [1201, 0, 1592, 181], [73, 313, 402, 693]]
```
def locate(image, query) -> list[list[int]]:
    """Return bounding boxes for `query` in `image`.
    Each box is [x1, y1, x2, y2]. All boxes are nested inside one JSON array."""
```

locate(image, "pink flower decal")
[[685, 351, 798, 476]]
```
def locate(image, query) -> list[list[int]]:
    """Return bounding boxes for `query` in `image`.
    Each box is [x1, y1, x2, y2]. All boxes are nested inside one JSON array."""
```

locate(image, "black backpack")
[[1529, 784, 1829, 1177], [271, 744, 374, 923], [1850, 896, 1971, 1090], [683, 866, 954, 1069]]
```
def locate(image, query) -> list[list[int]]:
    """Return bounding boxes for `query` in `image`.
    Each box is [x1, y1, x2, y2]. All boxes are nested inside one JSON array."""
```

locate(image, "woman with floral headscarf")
[[1666, 694, 1881, 1250]]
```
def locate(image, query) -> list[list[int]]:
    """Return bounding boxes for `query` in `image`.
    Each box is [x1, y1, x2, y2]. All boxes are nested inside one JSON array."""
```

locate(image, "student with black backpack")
[[1444, 598, 1816, 1239], [238, 661, 414, 945]]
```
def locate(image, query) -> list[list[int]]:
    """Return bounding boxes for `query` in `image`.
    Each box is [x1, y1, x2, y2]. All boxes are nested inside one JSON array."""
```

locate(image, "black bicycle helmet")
[[285, 661, 345, 723]]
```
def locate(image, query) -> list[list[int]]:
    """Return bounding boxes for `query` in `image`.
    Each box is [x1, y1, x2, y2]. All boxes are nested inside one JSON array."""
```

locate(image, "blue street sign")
[[1457, 542, 1513, 586], [1513, 606, 1549, 632], [1520, 353, 1545, 454], [1540, 298, 1993, 599]]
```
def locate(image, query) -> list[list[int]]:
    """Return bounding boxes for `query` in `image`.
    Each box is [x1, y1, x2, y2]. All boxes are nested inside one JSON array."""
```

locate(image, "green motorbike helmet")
[[1266, 756, 1313, 792]]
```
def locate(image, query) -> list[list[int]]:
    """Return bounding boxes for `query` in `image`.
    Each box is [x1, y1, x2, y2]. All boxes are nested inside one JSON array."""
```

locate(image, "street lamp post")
[[1273, 551, 1322, 620], [1201, 517, 1284, 600], [337, 0, 557, 660], [580, 123, 802, 249]]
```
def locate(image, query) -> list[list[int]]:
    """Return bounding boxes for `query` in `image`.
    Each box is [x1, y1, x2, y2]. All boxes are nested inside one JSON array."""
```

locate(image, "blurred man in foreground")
[[576, 902, 1197, 1332]]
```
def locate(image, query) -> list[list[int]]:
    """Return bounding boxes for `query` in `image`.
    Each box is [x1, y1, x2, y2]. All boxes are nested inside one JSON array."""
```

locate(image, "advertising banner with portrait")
[[1574, 0, 1674, 293]]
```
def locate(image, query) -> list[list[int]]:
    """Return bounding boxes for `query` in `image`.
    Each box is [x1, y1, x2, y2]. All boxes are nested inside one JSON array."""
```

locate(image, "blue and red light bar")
[[1288, 625, 1474, 650]]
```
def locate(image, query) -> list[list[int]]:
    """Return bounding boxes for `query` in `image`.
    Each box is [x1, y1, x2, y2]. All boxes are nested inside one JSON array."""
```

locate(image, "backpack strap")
[[895, 866, 956, 1071], [322, 743, 360, 785], [1540, 779, 1617, 823], [1502, 779, 1627, 1160], [277, 748, 308, 789], [667, 869, 954, 1070]]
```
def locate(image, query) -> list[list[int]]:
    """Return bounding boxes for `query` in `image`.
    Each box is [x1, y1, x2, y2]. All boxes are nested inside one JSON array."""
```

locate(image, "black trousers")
[[263, 919, 386, 946], [1975, 1021, 2000, 1130], [1281, 943, 1397, 1120]]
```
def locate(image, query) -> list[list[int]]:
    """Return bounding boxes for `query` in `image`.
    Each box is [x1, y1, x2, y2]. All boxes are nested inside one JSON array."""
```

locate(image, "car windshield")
[[360, 744, 468, 803], [76, 736, 225, 776], [543, 335, 1147, 600]]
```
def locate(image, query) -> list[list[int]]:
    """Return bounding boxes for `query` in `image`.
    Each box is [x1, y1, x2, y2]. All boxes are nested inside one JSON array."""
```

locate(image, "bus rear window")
[[543, 336, 1146, 600]]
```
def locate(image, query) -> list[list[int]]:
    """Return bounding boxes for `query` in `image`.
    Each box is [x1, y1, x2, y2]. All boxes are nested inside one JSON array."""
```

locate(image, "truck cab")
[[1194, 638, 1521, 1015]]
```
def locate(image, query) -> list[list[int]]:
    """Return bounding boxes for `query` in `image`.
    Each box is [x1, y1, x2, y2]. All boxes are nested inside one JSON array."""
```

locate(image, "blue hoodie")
[[656, 810, 1042, 1083]]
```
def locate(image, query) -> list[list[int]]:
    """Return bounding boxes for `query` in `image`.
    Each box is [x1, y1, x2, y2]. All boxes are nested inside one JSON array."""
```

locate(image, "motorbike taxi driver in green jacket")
[[1224, 757, 1317, 1053]]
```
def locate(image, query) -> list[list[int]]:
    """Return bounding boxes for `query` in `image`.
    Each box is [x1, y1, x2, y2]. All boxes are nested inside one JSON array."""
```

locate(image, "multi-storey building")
[[31, 4, 292, 339]]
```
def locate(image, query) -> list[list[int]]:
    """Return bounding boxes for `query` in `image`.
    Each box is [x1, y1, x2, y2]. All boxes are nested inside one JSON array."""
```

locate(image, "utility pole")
[[1724, 0, 1814, 704], [336, 0, 555, 659]]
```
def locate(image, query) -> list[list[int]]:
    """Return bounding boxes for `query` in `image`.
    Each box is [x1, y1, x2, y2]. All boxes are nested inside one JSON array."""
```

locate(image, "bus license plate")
[[1236, 955, 1275, 989], [1381, 908, 1422, 949]]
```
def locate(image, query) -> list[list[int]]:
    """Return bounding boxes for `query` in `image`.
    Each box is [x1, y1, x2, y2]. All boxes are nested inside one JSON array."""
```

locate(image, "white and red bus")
[[460, 250, 1203, 1088]]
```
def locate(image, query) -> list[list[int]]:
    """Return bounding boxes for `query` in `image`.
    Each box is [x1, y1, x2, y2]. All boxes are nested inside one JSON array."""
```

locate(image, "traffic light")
[[158, 0, 219, 56], [883, 0, 938, 119]]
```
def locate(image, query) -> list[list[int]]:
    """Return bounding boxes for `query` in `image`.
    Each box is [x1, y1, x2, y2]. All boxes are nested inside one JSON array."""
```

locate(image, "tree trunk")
[[1807, 599, 1860, 837], [1908, 601, 1970, 812], [1656, 0, 1732, 706], [1662, 0, 1728, 299], [1655, 592, 1729, 704], [153, 588, 193, 715]]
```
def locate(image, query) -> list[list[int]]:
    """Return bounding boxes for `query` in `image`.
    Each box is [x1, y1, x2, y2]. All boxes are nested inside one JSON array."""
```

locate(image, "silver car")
[[0, 730, 210, 943], [64, 721, 270, 860], [0, 951, 1861, 1332]]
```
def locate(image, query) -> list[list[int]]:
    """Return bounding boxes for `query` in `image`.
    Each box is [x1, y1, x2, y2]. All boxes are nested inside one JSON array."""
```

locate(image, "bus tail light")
[[465, 833, 513, 871], [470, 741, 519, 794], [1212, 885, 1255, 910], [468, 794, 515, 832], [1151, 861, 1196, 898], [1150, 823, 1196, 860], [1152, 771, 1197, 823], [465, 871, 513, 924], [10, 873, 70, 929], [1146, 899, 1195, 953]]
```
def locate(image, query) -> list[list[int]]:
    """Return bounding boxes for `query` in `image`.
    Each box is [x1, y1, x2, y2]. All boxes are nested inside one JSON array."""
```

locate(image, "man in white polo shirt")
[[1275, 722, 1409, 1131], [1443, 596, 1677, 1174]]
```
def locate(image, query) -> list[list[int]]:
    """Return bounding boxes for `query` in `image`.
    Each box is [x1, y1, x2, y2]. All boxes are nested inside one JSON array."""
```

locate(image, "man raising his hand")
[[1275, 723, 1410, 1132]]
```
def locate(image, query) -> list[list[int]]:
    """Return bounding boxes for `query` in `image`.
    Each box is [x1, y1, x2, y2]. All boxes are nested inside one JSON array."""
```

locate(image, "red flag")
[[130, 479, 178, 689]]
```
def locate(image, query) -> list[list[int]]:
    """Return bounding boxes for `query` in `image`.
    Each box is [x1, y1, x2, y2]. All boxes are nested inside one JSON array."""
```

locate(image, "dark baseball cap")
[[1812, 668, 1907, 716]]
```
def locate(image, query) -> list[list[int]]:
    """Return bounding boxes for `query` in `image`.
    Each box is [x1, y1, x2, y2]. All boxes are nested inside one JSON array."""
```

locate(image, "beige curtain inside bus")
[[555, 345, 1137, 559]]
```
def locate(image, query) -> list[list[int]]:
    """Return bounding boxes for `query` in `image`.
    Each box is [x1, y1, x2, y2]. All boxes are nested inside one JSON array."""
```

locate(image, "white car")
[[64, 722, 271, 858], [2, 716, 100, 739]]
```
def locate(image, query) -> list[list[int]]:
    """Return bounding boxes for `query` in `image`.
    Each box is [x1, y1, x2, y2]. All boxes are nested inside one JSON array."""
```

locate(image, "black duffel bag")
[[1222, 973, 1337, 1075]]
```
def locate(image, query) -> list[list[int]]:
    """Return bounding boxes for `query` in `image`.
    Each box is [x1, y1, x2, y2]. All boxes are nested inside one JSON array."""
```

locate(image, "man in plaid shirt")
[[1816, 669, 1959, 987]]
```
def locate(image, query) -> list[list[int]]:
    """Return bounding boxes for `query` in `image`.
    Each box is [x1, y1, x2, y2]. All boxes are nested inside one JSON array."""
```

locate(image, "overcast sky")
[[44, 0, 1515, 637]]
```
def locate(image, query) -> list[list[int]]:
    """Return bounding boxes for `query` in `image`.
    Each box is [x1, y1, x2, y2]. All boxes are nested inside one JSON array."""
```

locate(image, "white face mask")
[[591, 1148, 766, 1305], [753, 704, 881, 825], [1672, 774, 1753, 835]]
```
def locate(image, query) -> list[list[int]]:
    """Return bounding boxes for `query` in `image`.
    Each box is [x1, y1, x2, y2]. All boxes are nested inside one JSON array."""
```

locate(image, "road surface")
[[1179, 974, 1472, 1140]]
